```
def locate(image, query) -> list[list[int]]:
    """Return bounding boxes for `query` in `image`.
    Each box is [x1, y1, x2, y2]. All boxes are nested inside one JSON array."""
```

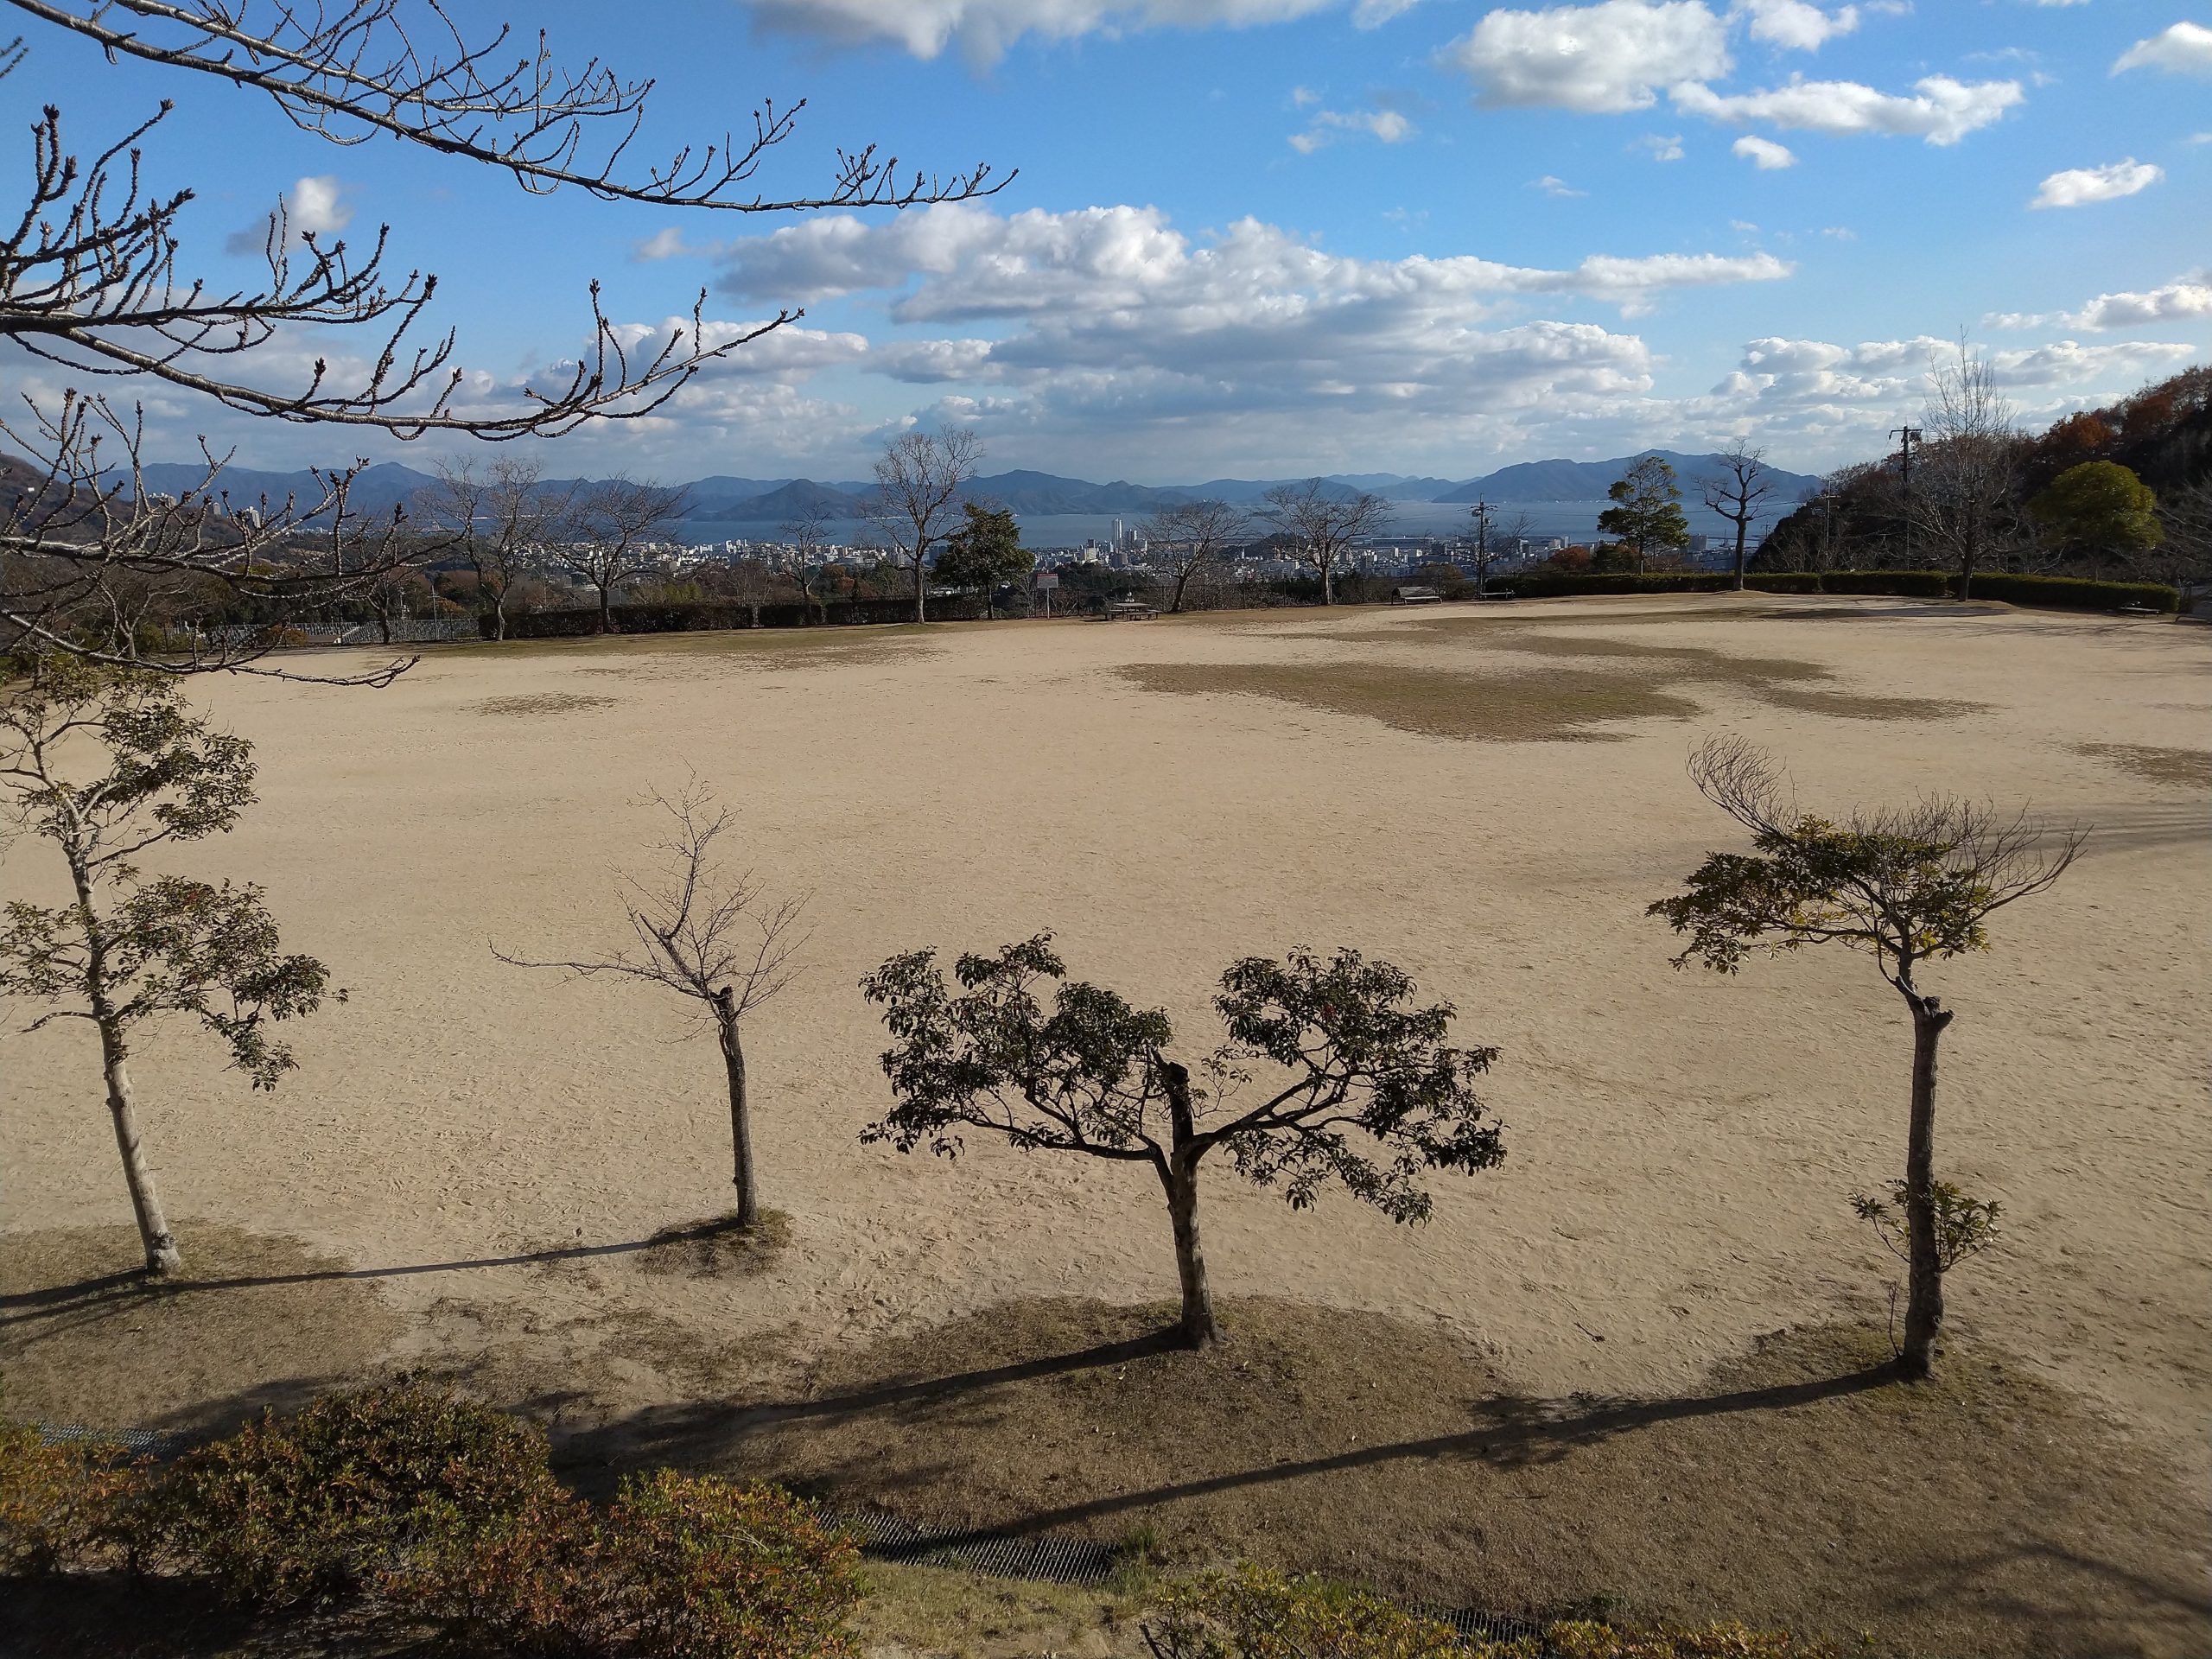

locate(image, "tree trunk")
[[1899, 992, 1955, 1379], [1156, 1058, 1221, 1348], [714, 991, 760, 1230], [1170, 569, 1192, 614], [913, 543, 929, 625], [1732, 518, 1748, 591], [597, 584, 615, 634], [100, 1019, 182, 1276], [1319, 558, 1335, 607]]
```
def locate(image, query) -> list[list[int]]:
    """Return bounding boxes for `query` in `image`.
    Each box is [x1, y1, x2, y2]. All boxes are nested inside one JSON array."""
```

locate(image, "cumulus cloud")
[[2113, 22, 2212, 78], [2031, 158, 2164, 209], [744, 0, 1413, 61], [1672, 73, 2023, 143], [1734, 0, 1858, 51], [1443, 1, 1732, 113], [711, 202, 1792, 322], [1441, 3, 2018, 144], [1733, 134, 1797, 167], [1986, 275, 2212, 332], [225, 175, 352, 256]]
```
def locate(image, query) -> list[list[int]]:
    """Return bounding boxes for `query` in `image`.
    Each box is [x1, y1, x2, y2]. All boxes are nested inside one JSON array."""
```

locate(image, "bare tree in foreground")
[[782, 500, 835, 623], [563, 479, 688, 633], [0, 656, 337, 1274], [0, 1, 1004, 675], [1649, 737, 2081, 1379], [495, 781, 808, 1229], [861, 936, 1503, 1349], [1700, 442, 1776, 592], [865, 429, 984, 624], [1141, 499, 1249, 614], [1255, 480, 1393, 606]]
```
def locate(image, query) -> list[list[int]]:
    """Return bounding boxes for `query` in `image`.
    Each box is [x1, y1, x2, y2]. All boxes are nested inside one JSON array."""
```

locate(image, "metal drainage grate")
[[31, 1422, 182, 1458], [830, 1506, 1122, 1586]]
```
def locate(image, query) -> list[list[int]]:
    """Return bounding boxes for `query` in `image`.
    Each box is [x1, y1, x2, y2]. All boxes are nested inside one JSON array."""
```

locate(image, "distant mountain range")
[[128, 450, 1822, 530]]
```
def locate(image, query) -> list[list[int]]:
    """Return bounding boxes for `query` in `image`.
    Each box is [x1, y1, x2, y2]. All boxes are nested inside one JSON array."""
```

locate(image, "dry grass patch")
[[0, 1225, 403, 1438], [589, 1297, 2209, 1659], [469, 691, 617, 716], [857, 1562, 1147, 1659], [1119, 662, 1700, 742], [627, 1208, 796, 1279], [2075, 741, 2212, 790]]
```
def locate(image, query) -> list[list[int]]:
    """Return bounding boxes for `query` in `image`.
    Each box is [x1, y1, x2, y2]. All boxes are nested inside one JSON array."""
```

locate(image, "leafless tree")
[[782, 500, 835, 623], [865, 429, 983, 624], [1141, 499, 1249, 614], [563, 478, 687, 633], [494, 779, 809, 1230], [2152, 478, 2212, 588], [1915, 340, 2021, 601], [417, 455, 569, 642], [1700, 442, 1776, 592], [0, 2, 1006, 675], [1652, 737, 2083, 1379], [1255, 480, 1392, 606]]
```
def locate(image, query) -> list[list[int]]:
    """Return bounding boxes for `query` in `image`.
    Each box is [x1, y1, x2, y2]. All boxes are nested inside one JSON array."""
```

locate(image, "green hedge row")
[[1495, 569, 2178, 612], [484, 594, 983, 639]]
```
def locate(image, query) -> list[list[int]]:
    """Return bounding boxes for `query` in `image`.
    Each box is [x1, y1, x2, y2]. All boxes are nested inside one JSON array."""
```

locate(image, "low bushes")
[[149, 1382, 563, 1606], [0, 1421, 142, 1576], [486, 594, 982, 639], [1, 1382, 862, 1659], [1495, 567, 2179, 611], [1961, 572, 2180, 613]]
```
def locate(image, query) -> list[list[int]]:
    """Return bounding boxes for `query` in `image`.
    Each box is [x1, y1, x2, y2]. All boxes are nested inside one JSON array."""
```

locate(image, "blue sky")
[[5, 1, 2207, 481]]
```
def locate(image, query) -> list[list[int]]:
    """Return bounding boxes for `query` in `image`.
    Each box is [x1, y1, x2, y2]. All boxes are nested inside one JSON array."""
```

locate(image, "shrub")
[[1959, 572, 2178, 613], [0, 1422, 145, 1575], [1487, 1624, 1839, 1658], [1496, 573, 1736, 600], [487, 594, 982, 639], [1742, 574, 1821, 594], [151, 1381, 562, 1607], [1144, 1567, 1461, 1659], [1819, 569, 1951, 598], [397, 1471, 861, 1659], [599, 1471, 861, 1659]]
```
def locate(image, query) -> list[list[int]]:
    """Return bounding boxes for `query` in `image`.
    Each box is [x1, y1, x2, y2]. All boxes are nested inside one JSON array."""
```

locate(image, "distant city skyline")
[[7, 2, 2204, 481]]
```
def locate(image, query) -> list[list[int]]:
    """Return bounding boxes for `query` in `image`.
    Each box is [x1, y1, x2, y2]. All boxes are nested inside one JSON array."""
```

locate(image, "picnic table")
[[1105, 600, 1158, 620]]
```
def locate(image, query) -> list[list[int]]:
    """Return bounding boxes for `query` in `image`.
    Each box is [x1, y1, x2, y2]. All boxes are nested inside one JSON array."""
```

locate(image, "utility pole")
[[1891, 425, 1923, 568], [1471, 499, 1493, 588]]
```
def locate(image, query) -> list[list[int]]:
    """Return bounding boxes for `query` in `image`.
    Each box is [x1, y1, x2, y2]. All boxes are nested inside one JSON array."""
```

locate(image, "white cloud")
[[1530, 173, 1589, 195], [1734, 0, 1858, 50], [1442, 1, 1732, 113], [2031, 158, 2164, 209], [1673, 73, 2023, 143], [1733, 134, 1798, 167], [744, 0, 1413, 61], [2113, 22, 2212, 78], [225, 175, 352, 256], [1986, 275, 2212, 332], [1637, 132, 1688, 159], [633, 227, 694, 262], [1290, 105, 1414, 152]]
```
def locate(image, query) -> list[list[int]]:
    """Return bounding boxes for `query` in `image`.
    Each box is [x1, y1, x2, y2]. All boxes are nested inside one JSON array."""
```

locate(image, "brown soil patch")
[[2076, 742, 2212, 791], [469, 691, 618, 716], [583, 1298, 2209, 1659], [1118, 663, 1699, 742], [0, 1224, 404, 1437], [1125, 626, 1982, 741]]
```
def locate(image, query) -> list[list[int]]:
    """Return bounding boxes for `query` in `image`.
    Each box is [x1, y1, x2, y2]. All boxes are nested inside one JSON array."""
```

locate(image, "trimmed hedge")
[[1961, 572, 2180, 613], [484, 594, 982, 639], [1496, 568, 2179, 612]]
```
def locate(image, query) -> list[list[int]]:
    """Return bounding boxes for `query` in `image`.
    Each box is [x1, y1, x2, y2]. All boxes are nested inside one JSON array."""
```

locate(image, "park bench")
[[1390, 585, 1445, 606]]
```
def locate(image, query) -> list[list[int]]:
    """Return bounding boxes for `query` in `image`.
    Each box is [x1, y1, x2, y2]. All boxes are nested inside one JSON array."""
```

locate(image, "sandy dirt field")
[[5, 595, 2208, 1495]]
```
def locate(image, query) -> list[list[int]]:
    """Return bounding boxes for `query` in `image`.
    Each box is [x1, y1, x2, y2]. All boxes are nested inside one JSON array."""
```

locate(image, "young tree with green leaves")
[[861, 935, 1503, 1349], [2027, 461, 2163, 574], [932, 504, 1033, 620], [1597, 456, 1692, 575], [0, 657, 337, 1275], [1649, 737, 2081, 1379]]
